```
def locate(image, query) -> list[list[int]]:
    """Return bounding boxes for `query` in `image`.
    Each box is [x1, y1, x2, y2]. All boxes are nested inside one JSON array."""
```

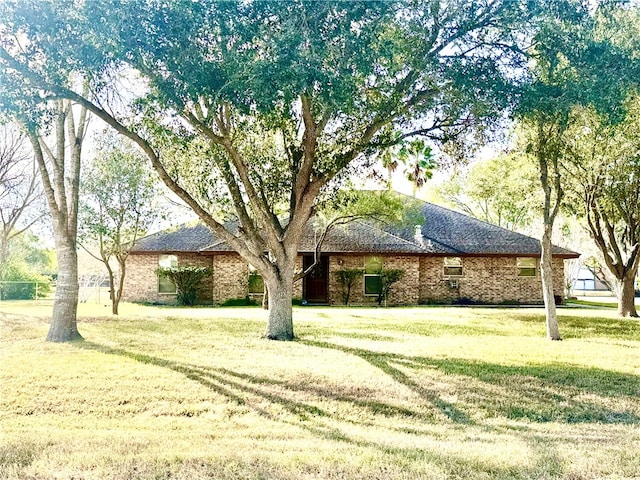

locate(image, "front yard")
[[1, 302, 639, 479]]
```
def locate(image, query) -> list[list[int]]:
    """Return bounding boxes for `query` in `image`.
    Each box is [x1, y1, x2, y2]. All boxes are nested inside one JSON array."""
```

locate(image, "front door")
[[303, 255, 329, 304]]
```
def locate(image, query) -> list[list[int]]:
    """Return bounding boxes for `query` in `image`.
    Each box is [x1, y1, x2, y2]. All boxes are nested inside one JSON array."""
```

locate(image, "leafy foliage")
[[562, 101, 640, 316], [437, 153, 539, 231], [334, 268, 364, 305], [376, 268, 405, 306], [156, 266, 212, 306], [247, 270, 264, 295], [80, 135, 160, 253], [79, 134, 162, 314], [513, 1, 640, 335], [0, 0, 565, 338], [0, 232, 53, 299]]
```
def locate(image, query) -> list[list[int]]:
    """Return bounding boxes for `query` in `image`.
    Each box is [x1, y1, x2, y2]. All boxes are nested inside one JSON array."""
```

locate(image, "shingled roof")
[[389, 198, 579, 257], [131, 223, 215, 252], [130, 197, 579, 258]]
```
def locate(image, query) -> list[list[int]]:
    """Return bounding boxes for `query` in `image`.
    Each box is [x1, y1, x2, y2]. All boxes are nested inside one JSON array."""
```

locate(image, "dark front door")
[[303, 255, 329, 304]]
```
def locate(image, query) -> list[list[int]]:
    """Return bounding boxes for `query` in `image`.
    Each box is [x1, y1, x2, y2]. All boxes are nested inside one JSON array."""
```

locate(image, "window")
[[364, 256, 383, 296], [158, 254, 178, 293], [444, 257, 463, 276], [248, 264, 264, 294], [517, 257, 537, 277]]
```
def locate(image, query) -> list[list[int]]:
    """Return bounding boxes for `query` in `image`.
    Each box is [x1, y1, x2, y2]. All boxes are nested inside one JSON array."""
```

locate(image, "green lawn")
[[1, 302, 639, 480]]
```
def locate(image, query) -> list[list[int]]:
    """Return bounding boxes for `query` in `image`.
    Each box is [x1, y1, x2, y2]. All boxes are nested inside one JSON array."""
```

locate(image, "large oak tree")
[[2, 0, 544, 340]]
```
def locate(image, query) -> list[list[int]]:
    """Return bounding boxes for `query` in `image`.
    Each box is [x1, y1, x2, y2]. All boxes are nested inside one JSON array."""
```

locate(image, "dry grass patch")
[[1, 302, 639, 479]]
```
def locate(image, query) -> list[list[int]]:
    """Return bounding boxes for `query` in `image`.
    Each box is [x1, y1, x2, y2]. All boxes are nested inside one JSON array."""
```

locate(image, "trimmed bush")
[[156, 266, 212, 306], [220, 296, 258, 307]]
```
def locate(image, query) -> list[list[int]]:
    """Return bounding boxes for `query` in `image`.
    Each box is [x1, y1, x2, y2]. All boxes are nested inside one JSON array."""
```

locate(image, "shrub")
[[0, 263, 52, 300], [220, 296, 258, 307], [156, 266, 212, 306], [376, 268, 405, 306], [335, 268, 364, 305], [248, 271, 264, 294]]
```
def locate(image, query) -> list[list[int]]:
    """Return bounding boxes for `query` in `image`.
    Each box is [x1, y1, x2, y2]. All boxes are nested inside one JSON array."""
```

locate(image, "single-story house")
[[122, 197, 579, 306]]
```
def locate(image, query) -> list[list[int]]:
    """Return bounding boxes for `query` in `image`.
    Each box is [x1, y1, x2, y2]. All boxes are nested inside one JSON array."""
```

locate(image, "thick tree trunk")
[[27, 99, 87, 343], [617, 273, 638, 318], [541, 225, 561, 340], [47, 237, 82, 342], [264, 275, 294, 340]]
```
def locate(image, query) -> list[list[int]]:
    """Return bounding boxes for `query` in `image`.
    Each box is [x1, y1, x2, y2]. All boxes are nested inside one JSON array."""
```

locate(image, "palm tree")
[[402, 140, 436, 197]]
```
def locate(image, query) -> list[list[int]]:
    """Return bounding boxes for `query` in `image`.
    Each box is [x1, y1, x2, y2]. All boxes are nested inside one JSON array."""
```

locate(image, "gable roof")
[[130, 196, 579, 258]]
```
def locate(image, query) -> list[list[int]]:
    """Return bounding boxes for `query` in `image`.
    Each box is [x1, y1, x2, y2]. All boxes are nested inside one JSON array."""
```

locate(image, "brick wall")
[[122, 253, 213, 305], [418, 256, 565, 304], [124, 251, 567, 306], [212, 254, 249, 304], [328, 254, 420, 306]]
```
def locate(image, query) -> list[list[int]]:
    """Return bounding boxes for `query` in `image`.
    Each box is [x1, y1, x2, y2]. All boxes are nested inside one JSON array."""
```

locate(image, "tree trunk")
[[113, 258, 126, 316], [617, 272, 638, 318], [46, 237, 82, 342], [26, 99, 87, 343], [264, 274, 294, 340], [541, 225, 561, 340]]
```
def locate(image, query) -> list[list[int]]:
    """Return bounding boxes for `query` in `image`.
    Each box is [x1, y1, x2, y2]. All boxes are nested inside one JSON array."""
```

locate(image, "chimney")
[[414, 224, 432, 250]]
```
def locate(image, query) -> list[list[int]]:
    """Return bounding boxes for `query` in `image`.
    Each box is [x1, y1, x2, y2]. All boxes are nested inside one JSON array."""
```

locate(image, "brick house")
[[122, 199, 579, 306]]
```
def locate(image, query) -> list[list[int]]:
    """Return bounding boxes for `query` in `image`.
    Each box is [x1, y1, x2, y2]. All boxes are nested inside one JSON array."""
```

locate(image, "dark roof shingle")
[[130, 196, 579, 258]]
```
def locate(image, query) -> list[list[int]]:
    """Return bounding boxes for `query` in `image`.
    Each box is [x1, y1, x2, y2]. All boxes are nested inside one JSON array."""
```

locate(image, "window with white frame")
[[443, 257, 463, 276], [158, 254, 178, 293], [517, 257, 537, 277], [364, 256, 383, 296]]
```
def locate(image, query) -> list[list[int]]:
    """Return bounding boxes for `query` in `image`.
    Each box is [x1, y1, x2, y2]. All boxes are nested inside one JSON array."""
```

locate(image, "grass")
[[565, 298, 620, 309], [1, 301, 639, 480]]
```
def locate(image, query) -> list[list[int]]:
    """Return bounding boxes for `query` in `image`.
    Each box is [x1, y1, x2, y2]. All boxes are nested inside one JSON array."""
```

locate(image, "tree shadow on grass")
[[301, 339, 640, 425], [76, 341, 434, 444], [70, 340, 638, 479]]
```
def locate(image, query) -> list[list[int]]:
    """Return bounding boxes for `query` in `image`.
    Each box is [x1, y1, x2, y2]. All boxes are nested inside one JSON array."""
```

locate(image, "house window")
[[158, 254, 178, 294], [248, 264, 264, 294], [517, 257, 537, 277], [364, 256, 383, 296], [444, 257, 463, 276]]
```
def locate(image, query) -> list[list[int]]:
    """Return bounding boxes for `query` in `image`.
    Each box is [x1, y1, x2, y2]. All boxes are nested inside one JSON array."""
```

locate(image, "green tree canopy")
[[437, 152, 539, 231], [1, 0, 550, 339], [563, 102, 640, 317], [80, 134, 163, 315], [514, 0, 640, 338]]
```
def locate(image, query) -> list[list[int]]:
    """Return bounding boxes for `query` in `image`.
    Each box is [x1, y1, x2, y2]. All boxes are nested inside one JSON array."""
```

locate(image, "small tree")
[[79, 135, 162, 315], [376, 268, 405, 306], [335, 268, 364, 305], [0, 123, 43, 277], [156, 266, 212, 306]]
